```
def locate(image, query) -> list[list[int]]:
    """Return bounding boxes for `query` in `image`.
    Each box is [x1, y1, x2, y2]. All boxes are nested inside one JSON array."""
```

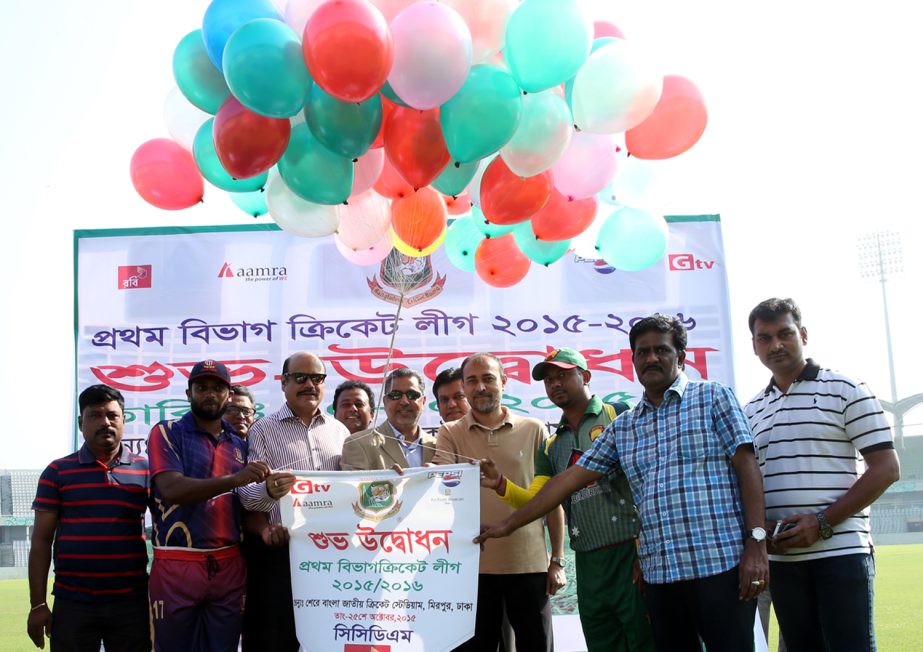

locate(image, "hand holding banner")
[[281, 464, 480, 651]]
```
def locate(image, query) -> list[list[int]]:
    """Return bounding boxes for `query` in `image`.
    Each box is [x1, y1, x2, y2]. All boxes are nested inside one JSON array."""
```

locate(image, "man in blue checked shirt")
[[477, 314, 769, 652]]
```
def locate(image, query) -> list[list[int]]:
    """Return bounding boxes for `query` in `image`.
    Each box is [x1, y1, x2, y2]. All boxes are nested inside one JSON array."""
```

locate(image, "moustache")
[[95, 428, 117, 437], [643, 365, 663, 373], [297, 390, 319, 397]]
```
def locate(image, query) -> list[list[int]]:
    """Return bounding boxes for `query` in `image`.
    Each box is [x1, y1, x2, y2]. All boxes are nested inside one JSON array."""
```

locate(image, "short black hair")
[[229, 384, 255, 404], [78, 384, 125, 414], [628, 314, 688, 353], [432, 367, 463, 400], [460, 353, 505, 379], [748, 297, 802, 334], [333, 380, 375, 412], [383, 368, 425, 395]]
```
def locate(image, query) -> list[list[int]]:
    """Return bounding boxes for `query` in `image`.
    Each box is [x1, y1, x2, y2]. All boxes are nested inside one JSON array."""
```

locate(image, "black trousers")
[[644, 566, 756, 652], [455, 572, 553, 652], [241, 537, 299, 652], [50, 595, 150, 652]]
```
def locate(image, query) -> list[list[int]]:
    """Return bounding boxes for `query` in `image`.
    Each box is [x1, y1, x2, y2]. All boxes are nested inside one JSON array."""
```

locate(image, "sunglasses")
[[283, 372, 327, 385], [385, 389, 423, 401]]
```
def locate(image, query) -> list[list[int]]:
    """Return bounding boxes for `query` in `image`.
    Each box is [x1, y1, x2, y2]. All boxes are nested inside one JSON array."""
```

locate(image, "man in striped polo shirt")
[[744, 298, 900, 652], [28, 384, 150, 651]]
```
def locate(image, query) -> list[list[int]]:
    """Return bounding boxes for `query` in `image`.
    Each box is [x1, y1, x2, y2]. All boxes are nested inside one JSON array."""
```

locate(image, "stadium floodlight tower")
[[857, 230, 904, 449]]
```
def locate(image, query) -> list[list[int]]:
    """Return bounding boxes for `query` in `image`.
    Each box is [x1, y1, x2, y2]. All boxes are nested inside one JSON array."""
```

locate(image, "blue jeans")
[[770, 553, 876, 652]]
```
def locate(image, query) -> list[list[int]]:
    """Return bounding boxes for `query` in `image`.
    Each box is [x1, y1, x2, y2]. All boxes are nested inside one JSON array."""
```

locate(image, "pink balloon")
[[130, 139, 203, 210], [370, 0, 417, 22], [352, 148, 385, 195], [335, 230, 394, 265], [552, 131, 619, 200], [387, 2, 472, 109], [443, 0, 517, 63], [336, 190, 392, 250], [625, 75, 707, 160], [593, 20, 625, 39]]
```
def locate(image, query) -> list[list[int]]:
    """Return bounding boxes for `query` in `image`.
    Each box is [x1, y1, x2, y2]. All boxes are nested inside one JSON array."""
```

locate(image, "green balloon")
[[222, 18, 310, 118], [513, 222, 571, 266], [471, 206, 515, 238], [432, 159, 479, 196], [441, 65, 522, 163], [504, 0, 591, 93], [444, 217, 486, 272], [193, 119, 267, 191], [278, 124, 353, 205], [229, 188, 268, 217], [305, 85, 382, 160], [596, 206, 668, 271], [173, 30, 230, 114]]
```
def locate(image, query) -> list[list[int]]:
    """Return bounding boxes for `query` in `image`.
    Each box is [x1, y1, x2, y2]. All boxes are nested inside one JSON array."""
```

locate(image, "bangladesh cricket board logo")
[[352, 481, 402, 522]]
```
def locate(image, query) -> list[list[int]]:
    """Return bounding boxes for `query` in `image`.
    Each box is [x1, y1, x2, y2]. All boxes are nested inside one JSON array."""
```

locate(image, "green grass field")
[[2, 545, 921, 651]]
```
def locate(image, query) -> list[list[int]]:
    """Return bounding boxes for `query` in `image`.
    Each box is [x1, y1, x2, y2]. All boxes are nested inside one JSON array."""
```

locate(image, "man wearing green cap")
[[481, 347, 654, 651]]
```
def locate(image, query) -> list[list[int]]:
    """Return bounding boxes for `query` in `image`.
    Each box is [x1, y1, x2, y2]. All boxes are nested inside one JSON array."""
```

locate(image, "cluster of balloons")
[[130, 0, 708, 287]]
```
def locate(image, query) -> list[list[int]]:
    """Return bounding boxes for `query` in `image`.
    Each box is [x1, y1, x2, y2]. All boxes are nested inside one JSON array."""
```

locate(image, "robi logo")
[[669, 253, 716, 271], [290, 479, 331, 495]]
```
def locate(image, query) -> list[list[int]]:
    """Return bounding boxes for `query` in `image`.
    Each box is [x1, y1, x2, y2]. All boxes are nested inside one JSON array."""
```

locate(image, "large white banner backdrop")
[[74, 216, 733, 455]]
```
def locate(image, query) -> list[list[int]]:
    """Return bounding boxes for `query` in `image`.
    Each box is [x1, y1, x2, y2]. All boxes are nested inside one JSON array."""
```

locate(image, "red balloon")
[[302, 0, 393, 102], [370, 94, 397, 150], [391, 187, 447, 251], [213, 97, 291, 179], [626, 75, 707, 160], [593, 20, 626, 39], [384, 106, 450, 190], [480, 157, 552, 225], [443, 191, 472, 215], [475, 234, 531, 288], [130, 139, 203, 210], [531, 189, 598, 241], [373, 156, 414, 199]]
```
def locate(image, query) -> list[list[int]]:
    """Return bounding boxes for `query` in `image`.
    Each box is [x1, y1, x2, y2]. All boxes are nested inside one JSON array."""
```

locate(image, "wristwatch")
[[549, 555, 567, 568], [816, 511, 834, 540], [747, 527, 767, 543]]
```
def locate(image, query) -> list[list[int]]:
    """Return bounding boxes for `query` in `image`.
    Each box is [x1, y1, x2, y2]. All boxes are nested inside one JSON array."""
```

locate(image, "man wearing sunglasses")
[[238, 352, 349, 652], [226, 385, 257, 438], [341, 368, 438, 470]]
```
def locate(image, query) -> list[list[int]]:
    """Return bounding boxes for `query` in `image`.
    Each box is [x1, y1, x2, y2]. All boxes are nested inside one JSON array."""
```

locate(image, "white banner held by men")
[[280, 464, 480, 652]]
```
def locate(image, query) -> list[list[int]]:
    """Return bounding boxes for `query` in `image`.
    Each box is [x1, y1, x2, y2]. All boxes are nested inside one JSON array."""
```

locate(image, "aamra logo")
[[668, 253, 716, 271], [352, 480, 401, 522], [218, 262, 288, 282], [367, 248, 445, 307], [117, 265, 152, 290]]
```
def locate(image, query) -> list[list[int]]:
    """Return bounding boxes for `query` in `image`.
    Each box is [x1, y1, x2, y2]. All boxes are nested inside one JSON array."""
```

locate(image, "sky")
[[1, 1, 922, 468]]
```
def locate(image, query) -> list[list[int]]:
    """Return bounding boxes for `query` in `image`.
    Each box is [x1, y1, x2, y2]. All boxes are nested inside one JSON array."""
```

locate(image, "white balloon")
[[163, 87, 210, 151], [267, 174, 339, 237], [572, 39, 662, 134]]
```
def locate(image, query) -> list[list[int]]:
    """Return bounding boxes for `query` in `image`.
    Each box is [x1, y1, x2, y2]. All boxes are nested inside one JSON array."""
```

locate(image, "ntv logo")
[[217, 262, 288, 282], [668, 253, 716, 271]]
